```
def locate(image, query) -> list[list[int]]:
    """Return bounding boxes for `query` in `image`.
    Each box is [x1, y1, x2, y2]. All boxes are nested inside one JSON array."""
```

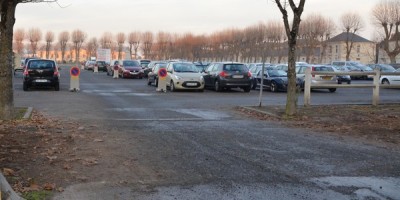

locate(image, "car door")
[[210, 64, 220, 83], [203, 64, 214, 87], [165, 63, 174, 86], [150, 66, 158, 82]]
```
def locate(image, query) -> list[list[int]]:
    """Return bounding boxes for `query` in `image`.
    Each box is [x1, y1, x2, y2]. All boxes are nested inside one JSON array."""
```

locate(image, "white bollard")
[[157, 68, 167, 92], [94, 65, 99, 73], [113, 70, 119, 79]]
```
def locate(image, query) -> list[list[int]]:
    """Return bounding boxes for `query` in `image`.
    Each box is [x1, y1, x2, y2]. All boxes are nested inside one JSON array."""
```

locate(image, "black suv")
[[23, 59, 60, 91], [203, 62, 252, 92]]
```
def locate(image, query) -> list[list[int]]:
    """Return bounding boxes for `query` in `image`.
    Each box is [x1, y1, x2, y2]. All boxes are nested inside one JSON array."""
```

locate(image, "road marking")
[[112, 118, 205, 121]]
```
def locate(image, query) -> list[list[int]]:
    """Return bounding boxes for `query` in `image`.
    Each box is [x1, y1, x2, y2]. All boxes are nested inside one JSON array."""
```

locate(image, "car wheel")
[[23, 82, 28, 91], [55, 83, 60, 91], [270, 82, 278, 92], [155, 78, 158, 87], [347, 80, 351, 84], [214, 80, 221, 92], [170, 81, 175, 92], [329, 88, 336, 92], [198, 89, 204, 92], [382, 79, 390, 85], [243, 87, 251, 93]]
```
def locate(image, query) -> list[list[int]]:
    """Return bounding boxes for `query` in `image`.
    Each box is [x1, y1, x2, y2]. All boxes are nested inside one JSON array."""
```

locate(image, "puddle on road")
[[311, 176, 400, 199]]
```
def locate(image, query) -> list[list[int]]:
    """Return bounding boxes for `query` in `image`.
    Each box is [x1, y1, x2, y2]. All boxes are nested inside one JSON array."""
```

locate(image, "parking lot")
[[11, 65, 400, 199]]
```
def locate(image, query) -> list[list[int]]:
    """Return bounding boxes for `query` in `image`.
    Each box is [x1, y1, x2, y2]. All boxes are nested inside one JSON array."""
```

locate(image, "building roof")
[[327, 32, 373, 43]]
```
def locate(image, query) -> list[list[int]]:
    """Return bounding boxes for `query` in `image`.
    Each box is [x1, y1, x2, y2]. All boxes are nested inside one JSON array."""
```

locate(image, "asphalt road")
[[13, 65, 400, 200]]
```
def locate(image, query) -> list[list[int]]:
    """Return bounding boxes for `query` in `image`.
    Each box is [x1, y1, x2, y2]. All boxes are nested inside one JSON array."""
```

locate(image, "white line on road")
[[112, 118, 206, 121]]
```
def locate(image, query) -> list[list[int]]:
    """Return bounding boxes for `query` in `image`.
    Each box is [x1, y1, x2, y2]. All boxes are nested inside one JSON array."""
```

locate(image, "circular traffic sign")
[[70, 66, 80, 77], [158, 68, 167, 78]]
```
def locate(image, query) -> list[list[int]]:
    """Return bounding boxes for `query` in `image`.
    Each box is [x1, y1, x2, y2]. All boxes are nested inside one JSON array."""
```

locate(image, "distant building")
[[324, 32, 375, 64]]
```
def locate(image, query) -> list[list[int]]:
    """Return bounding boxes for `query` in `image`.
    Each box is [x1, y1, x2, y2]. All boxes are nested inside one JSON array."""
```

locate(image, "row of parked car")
[[143, 60, 400, 93], [83, 59, 152, 79]]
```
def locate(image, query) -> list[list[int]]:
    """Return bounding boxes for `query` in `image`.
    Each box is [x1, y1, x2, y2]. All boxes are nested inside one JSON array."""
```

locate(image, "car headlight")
[[174, 75, 182, 80], [140, 69, 144, 73], [200, 76, 204, 81]]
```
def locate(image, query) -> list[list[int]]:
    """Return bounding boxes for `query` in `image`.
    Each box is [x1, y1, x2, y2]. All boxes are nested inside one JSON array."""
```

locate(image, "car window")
[[267, 70, 287, 77], [28, 60, 55, 69], [314, 66, 334, 72], [173, 63, 198, 72], [123, 60, 140, 67], [206, 64, 214, 72], [223, 64, 248, 72]]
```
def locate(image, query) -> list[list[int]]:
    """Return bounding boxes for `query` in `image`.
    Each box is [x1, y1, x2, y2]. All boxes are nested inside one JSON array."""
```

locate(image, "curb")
[[238, 106, 282, 119], [0, 173, 24, 200], [22, 107, 33, 119]]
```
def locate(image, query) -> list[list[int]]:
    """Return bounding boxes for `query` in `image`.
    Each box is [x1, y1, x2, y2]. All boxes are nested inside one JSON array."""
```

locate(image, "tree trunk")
[[285, 40, 298, 116], [389, 54, 397, 64], [0, 0, 17, 120]]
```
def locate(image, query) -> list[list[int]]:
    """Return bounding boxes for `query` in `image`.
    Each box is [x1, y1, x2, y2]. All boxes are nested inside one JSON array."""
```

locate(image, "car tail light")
[[247, 72, 252, 77], [219, 71, 228, 77], [54, 71, 59, 76], [23, 69, 28, 76]]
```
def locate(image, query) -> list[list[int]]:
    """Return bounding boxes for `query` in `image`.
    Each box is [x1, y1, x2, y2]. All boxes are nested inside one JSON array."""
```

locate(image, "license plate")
[[35, 79, 47, 83], [186, 83, 197, 86], [233, 75, 244, 78], [322, 76, 332, 80]]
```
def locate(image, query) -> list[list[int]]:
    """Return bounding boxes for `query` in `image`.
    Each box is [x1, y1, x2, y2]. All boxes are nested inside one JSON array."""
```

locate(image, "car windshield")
[[156, 63, 167, 68], [28, 60, 54, 69], [173, 63, 198, 72], [123, 60, 140, 67], [267, 69, 287, 77], [223, 64, 248, 72], [380, 64, 396, 72]]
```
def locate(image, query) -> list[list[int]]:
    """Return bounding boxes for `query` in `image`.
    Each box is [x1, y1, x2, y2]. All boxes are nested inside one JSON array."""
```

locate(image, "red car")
[[109, 60, 144, 79]]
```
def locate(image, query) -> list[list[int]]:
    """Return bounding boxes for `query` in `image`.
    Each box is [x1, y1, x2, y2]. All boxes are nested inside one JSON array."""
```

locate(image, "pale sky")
[[15, 0, 379, 40]]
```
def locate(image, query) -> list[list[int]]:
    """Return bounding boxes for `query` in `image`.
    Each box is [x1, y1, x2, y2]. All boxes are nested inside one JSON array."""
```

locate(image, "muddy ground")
[[1, 104, 400, 198]]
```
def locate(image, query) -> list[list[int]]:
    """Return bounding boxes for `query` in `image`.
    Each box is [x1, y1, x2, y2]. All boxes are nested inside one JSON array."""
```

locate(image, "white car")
[[166, 62, 205, 92], [380, 74, 400, 85]]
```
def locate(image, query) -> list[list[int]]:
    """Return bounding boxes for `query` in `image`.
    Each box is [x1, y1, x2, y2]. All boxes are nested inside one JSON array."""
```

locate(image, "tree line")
[[12, 1, 400, 64]]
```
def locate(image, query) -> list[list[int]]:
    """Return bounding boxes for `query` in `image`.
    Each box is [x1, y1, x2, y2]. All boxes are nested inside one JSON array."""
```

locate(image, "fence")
[[303, 68, 400, 106]]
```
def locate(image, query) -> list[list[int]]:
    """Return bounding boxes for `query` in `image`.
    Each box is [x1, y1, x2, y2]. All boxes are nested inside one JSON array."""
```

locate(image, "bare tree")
[[86, 37, 98, 59], [71, 29, 87, 63], [116, 32, 126, 60], [45, 31, 54, 59], [58, 31, 69, 63], [340, 12, 364, 61], [155, 31, 169, 60], [0, 0, 58, 120], [99, 32, 113, 49], [13, 28, 25, 55], [141, 31, 154, 59], [275, 0, 306, 116], [27, 27, 42, 57], [128, 31, 141, 59], [299, 14, 336, 63], [372, 0, 400, 63]]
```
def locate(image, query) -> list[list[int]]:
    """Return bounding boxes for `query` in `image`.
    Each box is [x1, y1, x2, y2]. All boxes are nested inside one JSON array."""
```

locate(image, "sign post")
[[70, 66, 80, 92], [157, 68, 167, 92]]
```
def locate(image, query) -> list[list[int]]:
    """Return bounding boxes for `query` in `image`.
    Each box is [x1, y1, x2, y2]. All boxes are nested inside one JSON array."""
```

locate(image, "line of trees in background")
[[12, 1, 400, 64]]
